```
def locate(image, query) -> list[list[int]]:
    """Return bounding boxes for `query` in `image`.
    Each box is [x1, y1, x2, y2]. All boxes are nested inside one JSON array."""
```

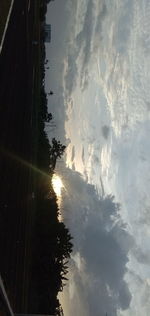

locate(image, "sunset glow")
[[52, 174, 64, 197]]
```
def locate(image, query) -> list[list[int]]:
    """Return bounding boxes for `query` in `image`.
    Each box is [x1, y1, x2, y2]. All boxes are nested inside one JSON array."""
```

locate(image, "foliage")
[[31, 105, 71, 315], [30, 197, 73, 315], [28, 2, 73, 314], [46, 112, 53, 122], [50, 138, 66, 160]]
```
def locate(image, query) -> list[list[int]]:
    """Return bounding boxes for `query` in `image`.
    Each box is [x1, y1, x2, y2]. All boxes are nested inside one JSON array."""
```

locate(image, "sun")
[[52, 174, 64, 197]]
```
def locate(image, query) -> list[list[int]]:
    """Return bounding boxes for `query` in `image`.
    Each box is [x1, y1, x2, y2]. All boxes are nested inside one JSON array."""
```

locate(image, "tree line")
[[28, 2, 73, 315]]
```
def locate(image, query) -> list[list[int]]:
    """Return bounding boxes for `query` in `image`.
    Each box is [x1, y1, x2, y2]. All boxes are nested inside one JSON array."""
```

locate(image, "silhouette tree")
[[45, 112, 53, 122], [50, 138, 66, 160]]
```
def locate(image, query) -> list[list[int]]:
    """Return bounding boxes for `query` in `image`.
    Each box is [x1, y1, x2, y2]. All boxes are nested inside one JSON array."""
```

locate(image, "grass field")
[[0, 0, 12, 44]]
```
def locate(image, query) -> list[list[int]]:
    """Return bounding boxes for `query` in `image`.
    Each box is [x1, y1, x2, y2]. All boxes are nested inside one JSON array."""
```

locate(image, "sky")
[[46, 0, 150, 315]]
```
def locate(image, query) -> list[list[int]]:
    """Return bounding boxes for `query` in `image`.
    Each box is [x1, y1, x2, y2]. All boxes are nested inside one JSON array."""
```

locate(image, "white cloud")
[[63, 0, 108, 95], [47, 0, 150, 315]]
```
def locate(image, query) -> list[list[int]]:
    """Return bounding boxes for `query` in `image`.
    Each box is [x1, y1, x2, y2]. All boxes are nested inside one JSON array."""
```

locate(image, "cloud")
[[78, 1, 108, 90], [133, 247, 150, 266], [102, 125, 110, 139], [58, 166, 133, 316], [63, 0, 108, 93], [92, 154, 99, 164], [81, 146, 85, 165], [95, 2, 107, 35], [122, 268, 150, 316], [113, 0, 133, 54], [71, 146, 75, 162], [47, 1, 150, 315], [64, 53, 78, 95], [76, 0, 95, 88]]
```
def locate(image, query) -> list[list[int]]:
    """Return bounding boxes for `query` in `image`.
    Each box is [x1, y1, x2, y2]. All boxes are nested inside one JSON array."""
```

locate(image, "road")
[[0, 0, 40, 312]]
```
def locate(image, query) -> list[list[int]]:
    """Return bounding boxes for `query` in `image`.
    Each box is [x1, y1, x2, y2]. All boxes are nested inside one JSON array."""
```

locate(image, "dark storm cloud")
[[60, 166, 133, 315]]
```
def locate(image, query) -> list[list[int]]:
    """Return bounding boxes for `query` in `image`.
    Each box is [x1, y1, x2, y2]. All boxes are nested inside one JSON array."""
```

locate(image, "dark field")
[[0, 0, 11, 44], [0, 2, 72, 315], [0, 0, 40, 312]]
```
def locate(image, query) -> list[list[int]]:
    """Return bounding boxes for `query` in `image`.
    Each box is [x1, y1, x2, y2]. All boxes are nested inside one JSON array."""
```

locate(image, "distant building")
[[44, 24, 51, 43]]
